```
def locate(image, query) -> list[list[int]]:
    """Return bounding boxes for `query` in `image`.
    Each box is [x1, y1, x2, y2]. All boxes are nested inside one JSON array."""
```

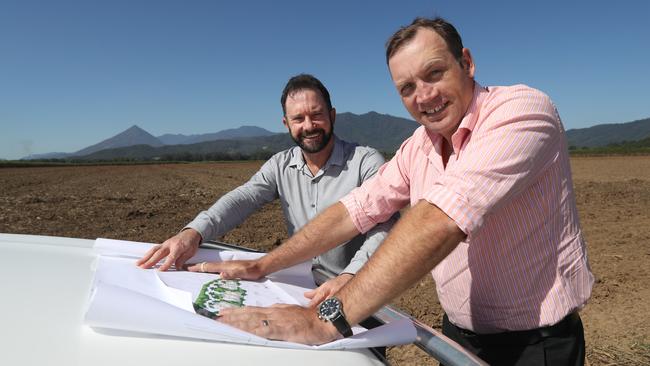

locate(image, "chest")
[[409, 145, 459, 206], [278, 164, 362, 213]]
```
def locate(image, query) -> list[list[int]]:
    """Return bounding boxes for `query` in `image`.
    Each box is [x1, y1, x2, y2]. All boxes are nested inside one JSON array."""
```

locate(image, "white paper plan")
[[84, 238, 417, 350]]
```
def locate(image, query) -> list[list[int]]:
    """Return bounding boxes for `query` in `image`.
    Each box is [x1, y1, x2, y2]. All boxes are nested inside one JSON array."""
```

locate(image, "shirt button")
[[311, 204, 315, 207]]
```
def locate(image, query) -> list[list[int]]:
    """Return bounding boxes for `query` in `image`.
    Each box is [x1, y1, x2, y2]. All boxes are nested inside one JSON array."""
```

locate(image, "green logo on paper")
[[193, 279, 247, 319]]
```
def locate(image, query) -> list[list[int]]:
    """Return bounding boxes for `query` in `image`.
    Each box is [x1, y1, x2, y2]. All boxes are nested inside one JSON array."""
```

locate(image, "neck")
[[302, 138, 335, 175]]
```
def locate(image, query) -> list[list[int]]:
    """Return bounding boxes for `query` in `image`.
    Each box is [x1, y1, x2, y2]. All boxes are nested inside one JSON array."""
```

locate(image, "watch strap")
[[330, 312, 353, 338], [318, 297, 353, 338]]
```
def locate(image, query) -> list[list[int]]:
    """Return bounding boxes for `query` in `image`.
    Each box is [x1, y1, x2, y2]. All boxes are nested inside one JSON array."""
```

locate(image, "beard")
[[291, 127, 333, 153]]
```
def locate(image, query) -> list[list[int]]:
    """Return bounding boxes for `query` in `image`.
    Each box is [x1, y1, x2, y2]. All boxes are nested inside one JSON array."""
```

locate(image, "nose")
[[415, 80, 438, 105], [304, 116, 318, 129]]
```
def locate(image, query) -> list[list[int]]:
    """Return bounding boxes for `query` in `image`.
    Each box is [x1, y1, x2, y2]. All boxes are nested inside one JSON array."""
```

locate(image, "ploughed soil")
[[1, 156, 649, 365]]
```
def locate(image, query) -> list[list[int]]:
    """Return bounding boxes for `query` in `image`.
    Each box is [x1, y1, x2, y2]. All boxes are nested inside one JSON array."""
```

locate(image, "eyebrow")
[[419, 57, 448, 76], [289, 106, 325, 118]]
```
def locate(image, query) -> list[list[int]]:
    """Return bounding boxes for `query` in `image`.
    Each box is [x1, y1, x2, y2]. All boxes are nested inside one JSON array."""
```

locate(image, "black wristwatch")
[[317, 296, 353, 338]]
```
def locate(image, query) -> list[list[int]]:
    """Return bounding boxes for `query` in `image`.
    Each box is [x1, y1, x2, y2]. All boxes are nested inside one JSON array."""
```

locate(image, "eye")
[[399, 83, 414, 97], [426, 69, 441, 80]]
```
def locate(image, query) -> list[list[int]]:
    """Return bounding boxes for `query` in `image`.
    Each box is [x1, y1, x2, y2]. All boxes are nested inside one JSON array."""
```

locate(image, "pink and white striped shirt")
[[341, 82, 594, 333]]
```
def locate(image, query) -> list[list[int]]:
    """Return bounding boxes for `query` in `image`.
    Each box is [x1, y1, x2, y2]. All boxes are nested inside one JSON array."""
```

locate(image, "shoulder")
[[483, 84, 556, 114], [260, 146, 299, 171], [338, 138, 385, 165]]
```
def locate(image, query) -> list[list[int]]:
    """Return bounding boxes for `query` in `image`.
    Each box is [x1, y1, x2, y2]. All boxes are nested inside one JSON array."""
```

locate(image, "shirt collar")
[[327, 135, 346, 167], [457, 81, 488, 135]]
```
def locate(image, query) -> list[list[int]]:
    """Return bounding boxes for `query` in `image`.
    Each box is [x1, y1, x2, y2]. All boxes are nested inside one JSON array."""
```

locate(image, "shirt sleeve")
[[340, 139, 414, 234], [339, 148, 399, 274], [184, 157, 280, 240], [423, 87, 563, 237]]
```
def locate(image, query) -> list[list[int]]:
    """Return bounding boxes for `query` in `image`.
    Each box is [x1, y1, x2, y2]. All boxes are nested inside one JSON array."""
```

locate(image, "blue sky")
[[1, 0, 648, 159]]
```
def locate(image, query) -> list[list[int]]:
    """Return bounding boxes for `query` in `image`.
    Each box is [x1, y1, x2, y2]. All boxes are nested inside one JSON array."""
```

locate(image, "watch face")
[[319, 297, 341, 320]]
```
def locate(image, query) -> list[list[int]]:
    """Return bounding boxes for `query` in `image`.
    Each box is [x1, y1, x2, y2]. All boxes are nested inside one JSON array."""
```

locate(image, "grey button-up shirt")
[[185, 136, 396, 275]]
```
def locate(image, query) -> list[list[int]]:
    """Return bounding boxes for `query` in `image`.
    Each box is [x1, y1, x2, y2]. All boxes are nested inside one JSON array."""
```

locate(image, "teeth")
[[425, 102, 446, 114]]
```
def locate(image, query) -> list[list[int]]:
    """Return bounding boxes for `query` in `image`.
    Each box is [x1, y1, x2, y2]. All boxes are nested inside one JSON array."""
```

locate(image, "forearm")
[[337, 200, 466, 325], [186, 192, 261, 240], [258, 202, 359, 275]]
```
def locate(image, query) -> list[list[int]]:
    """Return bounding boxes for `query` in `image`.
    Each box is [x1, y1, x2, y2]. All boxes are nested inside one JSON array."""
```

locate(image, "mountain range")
[[21, 112, 650, 161], [22, 125, 279, 160], [565, 117, 650, 147]]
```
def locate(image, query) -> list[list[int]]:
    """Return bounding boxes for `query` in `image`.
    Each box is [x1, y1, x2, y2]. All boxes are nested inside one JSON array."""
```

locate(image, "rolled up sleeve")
[[341, 137, 414, 234]]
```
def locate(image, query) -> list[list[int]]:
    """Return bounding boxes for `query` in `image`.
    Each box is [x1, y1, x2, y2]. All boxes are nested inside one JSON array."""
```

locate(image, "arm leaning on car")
[[136, 157, 281, 271], [216, 200, 465, 344], [186, 202, 360, 280]]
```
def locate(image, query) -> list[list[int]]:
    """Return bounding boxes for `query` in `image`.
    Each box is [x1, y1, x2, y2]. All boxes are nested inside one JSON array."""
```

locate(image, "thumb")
[[307, 287, 329, 307], [219, 270, 235, 279]]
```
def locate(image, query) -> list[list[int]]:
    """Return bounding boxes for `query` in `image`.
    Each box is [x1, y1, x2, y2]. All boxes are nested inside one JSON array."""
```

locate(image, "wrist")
[[317, 314, 342, 340], [255, 256, 272, 278], [317, 296, 353, 338]]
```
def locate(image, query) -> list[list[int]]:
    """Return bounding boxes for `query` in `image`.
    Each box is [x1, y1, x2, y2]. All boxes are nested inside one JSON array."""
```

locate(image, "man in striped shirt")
[[214, 17, 594, 365]]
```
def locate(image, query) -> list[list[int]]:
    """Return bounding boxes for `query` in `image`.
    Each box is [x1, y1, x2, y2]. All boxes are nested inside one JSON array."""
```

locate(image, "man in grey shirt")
[[138, 74, 395, 305]]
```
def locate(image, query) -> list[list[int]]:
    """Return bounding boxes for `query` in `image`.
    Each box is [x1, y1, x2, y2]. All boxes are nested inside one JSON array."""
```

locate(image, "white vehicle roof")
[[0, 233, 384, 366]]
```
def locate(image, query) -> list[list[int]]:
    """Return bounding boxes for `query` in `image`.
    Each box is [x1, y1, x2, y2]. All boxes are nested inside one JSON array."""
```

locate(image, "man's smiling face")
[[389, 28, 475, 140], [283, 88, 334, 154]]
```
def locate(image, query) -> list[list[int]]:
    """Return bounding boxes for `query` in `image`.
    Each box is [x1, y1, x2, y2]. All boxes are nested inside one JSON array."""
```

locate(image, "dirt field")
[[1, 156, 649, 365]]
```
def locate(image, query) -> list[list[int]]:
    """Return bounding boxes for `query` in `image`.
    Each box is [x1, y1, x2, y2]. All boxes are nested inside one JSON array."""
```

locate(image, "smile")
[[302, 132, 322, 139], [423, 101, 448, 116]]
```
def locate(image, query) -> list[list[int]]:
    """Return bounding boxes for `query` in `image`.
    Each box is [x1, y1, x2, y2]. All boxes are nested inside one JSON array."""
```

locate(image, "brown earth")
[[1, 156, 649, 365]]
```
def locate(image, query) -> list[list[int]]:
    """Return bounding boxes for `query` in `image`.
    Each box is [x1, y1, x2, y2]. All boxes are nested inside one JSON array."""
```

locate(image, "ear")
[[282, 116, 290, 130], [329, 108, 336, 126], [461, 48, 475, 78]]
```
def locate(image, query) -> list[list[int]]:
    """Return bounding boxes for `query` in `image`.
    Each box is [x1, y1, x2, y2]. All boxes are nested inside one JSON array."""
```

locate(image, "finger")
[[219, 270, 236, 279], [308, 290, 328, 308], [186, 262, 202, 272], [304, 288, 316, 299], [203, 262, 227, 274], [139, 246, 169, 269], [158, 248, 180, 272], [208, 262, 238, 278], [186, 261, 224, 274], [136, 245, 159, 266], [174, 251, 195, 271]]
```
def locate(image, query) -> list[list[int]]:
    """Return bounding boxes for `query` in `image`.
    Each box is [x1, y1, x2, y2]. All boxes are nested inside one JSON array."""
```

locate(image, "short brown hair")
[[280, 74, 332, 115], [385, 17, 464, 65]]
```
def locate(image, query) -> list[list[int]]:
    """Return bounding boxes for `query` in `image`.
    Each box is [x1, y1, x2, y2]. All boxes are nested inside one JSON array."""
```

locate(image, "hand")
[[136, 229, 201, 271], [218, 304, 339, 345], [187, 259, 265, 280], [304, 273, 354, 308]]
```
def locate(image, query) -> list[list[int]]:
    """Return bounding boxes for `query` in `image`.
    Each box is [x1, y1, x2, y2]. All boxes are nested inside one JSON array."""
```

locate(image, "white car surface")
[[0, 233, 385, 366]]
